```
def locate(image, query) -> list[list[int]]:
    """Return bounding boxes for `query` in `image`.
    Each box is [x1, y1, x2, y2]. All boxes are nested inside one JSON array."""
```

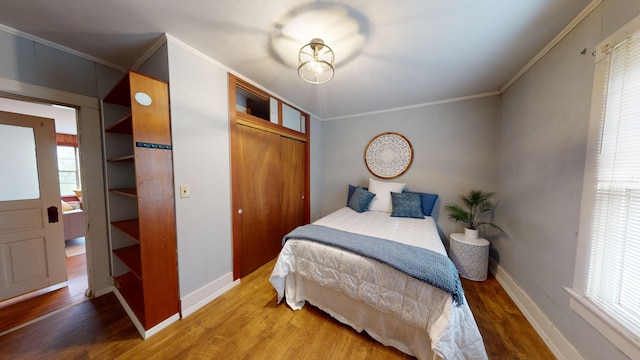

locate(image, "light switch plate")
[[180, 185, 190, 198]]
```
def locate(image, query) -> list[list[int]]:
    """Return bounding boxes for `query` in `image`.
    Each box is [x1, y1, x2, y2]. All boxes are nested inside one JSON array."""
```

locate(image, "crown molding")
[[501, 0, 602, 93]]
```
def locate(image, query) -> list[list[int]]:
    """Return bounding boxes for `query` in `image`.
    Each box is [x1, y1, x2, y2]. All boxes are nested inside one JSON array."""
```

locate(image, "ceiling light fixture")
[[298, 38, 335, 84]]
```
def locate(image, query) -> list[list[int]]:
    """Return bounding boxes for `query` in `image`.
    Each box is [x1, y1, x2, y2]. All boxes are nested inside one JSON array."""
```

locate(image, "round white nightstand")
[[449, 233, 490, 281]]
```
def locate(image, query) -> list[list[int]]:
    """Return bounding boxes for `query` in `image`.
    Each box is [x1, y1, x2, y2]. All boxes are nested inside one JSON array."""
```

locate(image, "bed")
[[269, 181, 487, 360]]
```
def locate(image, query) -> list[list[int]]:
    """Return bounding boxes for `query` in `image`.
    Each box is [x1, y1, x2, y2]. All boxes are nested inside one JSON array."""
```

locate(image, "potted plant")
[[444, 189, 504, 240]]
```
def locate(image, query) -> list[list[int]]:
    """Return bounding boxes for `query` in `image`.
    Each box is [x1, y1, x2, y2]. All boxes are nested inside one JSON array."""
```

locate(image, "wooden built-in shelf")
[[113, 245, 142, 279], [106, 114, 133, 134], [104, 70, 179, 334], [114, 272, 144, 324], [111, 219, 140, 242], [107, 155, 134, 162], [104, 74, 132, 107], [109, 188, 137, 198]]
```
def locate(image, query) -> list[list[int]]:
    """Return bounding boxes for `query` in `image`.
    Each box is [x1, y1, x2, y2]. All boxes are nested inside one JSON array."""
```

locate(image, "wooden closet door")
[[280, 136, 305, 238], [236, 124, 284, 278]]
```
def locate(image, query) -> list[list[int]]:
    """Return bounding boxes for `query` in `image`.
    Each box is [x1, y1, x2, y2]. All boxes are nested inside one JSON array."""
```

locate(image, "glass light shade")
[[298, 38, 335, 84]]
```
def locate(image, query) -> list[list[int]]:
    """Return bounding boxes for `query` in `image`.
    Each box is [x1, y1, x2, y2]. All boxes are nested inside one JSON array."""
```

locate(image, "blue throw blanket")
[[283, 224, 464, 306]]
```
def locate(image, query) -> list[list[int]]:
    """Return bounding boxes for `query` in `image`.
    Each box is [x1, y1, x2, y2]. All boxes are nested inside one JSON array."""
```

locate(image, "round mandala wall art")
[[364, 132, 413, 179]]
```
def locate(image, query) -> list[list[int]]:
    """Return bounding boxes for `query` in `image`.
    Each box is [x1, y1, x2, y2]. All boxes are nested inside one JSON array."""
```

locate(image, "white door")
[[0, 110, 67, 301]]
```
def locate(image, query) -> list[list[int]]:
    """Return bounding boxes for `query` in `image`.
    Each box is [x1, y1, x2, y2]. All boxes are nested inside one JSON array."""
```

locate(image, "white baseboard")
[[490, 260, 583, 360], [92, 285, 113, 298], [180, 272, 239, 318]]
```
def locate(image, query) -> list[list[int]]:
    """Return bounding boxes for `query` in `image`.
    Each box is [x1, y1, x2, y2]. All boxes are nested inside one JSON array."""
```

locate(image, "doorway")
[[0, 98, 89, 334]]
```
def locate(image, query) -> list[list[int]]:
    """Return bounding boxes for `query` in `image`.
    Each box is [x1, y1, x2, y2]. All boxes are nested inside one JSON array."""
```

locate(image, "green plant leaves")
[[445, 189, 503, 233]]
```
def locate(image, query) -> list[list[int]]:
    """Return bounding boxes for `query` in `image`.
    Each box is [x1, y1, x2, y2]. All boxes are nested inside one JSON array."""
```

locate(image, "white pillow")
[[61, 200, 74, 211], [367, 178, 406, 213]]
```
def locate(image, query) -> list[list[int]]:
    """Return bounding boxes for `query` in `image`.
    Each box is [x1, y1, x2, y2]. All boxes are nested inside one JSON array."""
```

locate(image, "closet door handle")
[[237, 208, 243, 214]]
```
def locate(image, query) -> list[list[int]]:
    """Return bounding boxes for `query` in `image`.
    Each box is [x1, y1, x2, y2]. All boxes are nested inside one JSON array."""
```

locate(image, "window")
[[569, 13, 640, 358], [57, 145, 80, 195], [0, 124, 39, 201]]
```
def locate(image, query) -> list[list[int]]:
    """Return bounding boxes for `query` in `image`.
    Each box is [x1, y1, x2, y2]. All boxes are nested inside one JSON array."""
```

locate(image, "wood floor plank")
[[0, 258, 555, 359], [461, 274, 555, 360], [0, 253, 88, 334]]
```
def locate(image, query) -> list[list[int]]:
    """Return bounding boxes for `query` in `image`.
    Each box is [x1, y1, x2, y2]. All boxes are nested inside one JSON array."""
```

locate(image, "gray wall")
[[309, 115, 324, 222], [128, 38, 234, 300], [318, 2, 640, 359], [320, 95, 501, 239], [131, 39, 234, 300], [0, 29, 122, 99], [165, 39, 233, 297], [163, 39, 325, 299], [4, 1, 640, 356], [0, 27, 123, 296], [138, 43, 170, 83], [495, 0, 640, 359]]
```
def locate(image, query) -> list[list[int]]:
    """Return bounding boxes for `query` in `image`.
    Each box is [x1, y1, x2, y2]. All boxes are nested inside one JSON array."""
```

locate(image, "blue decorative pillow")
[[347, 184, 368, 205], [348, 186, 376, 213], [391, 192, 425, 219], [403, 190, 439, 216]]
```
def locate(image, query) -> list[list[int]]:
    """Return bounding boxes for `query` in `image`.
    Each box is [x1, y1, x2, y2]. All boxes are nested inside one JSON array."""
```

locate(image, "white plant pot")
[[464, 228, 479, 240]]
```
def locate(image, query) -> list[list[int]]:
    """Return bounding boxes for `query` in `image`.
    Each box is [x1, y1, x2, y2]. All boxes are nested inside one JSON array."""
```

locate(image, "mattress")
[[270, 207, 487, 359]]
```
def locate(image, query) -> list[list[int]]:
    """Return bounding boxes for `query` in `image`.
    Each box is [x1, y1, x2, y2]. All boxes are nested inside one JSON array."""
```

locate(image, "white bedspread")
[[270, 207, 487, 360]]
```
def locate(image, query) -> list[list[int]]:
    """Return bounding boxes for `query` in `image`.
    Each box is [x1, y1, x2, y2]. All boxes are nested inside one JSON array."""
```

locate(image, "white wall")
[[495, 0, 640, 359], [165, 38, 233, 302], [309, 115, 324, 222], [320, 95, 501, 239]]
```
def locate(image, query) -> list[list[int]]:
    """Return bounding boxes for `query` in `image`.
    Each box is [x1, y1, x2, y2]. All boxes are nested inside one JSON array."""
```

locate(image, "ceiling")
[[0, 0, 594, 120]]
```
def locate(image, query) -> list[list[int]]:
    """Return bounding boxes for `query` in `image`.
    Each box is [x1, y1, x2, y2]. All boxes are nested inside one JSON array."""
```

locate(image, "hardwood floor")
[[0, 258, 555, 359], [460, 275, 555, 359], [0, 252, 88, 335]]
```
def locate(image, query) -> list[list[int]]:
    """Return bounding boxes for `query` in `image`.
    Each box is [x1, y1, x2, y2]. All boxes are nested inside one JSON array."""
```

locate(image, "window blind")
[[586, 29, 640, 337]]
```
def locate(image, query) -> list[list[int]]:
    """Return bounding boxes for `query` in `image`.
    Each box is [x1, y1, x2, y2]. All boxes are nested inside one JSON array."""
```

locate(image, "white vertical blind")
[[586, 29, 640, 337]]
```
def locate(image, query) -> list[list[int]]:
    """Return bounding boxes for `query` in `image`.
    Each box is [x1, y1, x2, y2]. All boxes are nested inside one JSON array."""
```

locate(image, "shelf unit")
[[103, 70, 179, 338]]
